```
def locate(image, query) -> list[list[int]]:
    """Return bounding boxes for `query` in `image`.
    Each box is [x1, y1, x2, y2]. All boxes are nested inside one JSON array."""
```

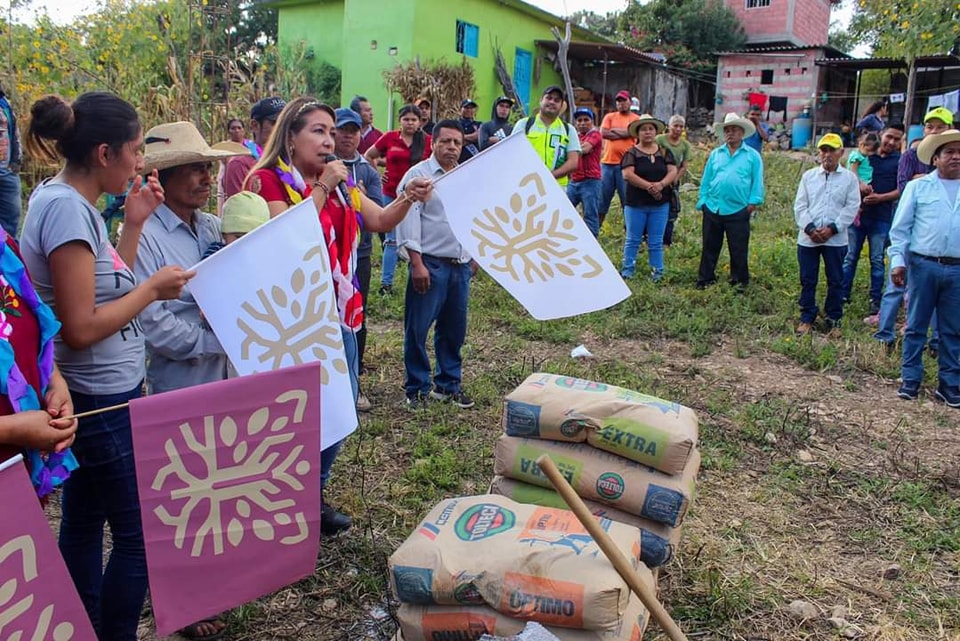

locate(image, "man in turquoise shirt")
[[696, 112, 765, 289], [888, 128, 960, 406]]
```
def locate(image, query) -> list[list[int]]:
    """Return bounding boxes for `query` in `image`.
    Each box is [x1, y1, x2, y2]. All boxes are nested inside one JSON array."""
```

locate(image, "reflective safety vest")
[[524, 116, 575, 186]]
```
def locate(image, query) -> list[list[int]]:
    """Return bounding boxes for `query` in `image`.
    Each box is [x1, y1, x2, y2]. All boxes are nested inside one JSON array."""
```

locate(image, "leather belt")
[[915, 253, 960, 266], [422, 254, 464, 265]]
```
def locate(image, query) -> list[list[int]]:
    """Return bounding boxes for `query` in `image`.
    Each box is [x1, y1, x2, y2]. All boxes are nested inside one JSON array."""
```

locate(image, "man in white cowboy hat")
[[696, 112, 765, 290], [887, 128, 960, 407], [135, 121, 247, 395]]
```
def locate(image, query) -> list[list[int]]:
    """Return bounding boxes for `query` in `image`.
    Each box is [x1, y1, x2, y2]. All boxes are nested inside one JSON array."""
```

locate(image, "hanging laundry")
[[767, 95, 788, 120], [748, 92, 768, 111]]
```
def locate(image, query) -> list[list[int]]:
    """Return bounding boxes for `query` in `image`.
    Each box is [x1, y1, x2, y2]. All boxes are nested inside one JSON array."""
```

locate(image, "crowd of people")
[[0, 80, 957, 641]]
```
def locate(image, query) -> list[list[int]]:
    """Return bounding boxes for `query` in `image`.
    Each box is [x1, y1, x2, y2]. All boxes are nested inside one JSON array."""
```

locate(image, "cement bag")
[[489, 476, 682, 568], [397, 586, 652, 641], [503, 373, 698, 475], [389, 495, 641, 631], [493, 436, 699, 527]]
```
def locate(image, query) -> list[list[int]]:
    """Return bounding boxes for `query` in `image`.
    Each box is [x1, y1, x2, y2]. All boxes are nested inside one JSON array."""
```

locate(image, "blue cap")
[[573, 107, 595, 121], [335, 107, 363, 129]]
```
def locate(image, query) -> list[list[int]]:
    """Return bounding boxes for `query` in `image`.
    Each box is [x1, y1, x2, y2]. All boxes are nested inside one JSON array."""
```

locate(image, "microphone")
[[324, 154, 351, 205]]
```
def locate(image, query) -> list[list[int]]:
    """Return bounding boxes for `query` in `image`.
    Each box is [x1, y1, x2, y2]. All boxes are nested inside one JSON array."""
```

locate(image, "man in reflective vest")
[[512, 85, 581, 186]]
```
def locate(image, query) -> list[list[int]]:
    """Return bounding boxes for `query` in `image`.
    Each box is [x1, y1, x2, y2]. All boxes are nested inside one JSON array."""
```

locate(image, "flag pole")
[[60, 402, 131, 422]]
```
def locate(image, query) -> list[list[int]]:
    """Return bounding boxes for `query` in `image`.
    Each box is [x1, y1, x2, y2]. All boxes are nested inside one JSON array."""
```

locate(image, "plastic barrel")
[[908, 124, 924, 147], [791, 117, 813, 149]]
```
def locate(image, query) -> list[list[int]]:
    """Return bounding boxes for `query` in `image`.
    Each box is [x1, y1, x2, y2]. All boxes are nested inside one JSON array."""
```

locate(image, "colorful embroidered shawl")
[[0, 233, 78, 497], [274, 158, 365, 331]]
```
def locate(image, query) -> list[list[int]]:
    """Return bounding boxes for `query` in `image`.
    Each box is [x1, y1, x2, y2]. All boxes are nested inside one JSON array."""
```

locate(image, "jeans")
[[663, 205, 680, 246], [567, 178, 601, 237], [797, 244, 846, 324], [355, 254, 371, 371], [874, 264, 939, 349], [600, 163, 626, 224], [379, 195, 398, 287], [842, 217, 890, 304], [321, 326, 359, 488], [622, 202, 669, 279], [58, 383, 147, 641], [403, 256, 471, 398], [698, 207, 751, 286], [901, 255, 960, 386], [0, 169, 22, 237]]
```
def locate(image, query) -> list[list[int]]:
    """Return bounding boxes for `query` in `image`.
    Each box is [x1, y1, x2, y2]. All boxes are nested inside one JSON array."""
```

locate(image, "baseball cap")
[[334, 107, 362, 129], [924, 106, 954, 126], [460, 98, 478, 108], [816, 133, 844, 149], [415, 96, 431, 107], [615, 90, 630, 101], [495, 95, 515, 106], [250, 97, 285, 122], [573, 107, 595, 121], [222, 192, 270, 235], [542, 85, 566, 100]]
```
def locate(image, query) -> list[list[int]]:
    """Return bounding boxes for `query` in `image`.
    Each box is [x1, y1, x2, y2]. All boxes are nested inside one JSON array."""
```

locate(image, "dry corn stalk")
[[383, 58, 476, 120]]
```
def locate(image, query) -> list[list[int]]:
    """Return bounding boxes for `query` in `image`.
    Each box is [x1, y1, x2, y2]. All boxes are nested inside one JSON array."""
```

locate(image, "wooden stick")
[[536, 454, 691, 641], [60, 402, 130, 422]]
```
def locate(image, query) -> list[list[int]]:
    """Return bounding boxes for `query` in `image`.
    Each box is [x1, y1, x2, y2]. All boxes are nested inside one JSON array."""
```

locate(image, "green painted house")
[[270, 0, 603, 128]]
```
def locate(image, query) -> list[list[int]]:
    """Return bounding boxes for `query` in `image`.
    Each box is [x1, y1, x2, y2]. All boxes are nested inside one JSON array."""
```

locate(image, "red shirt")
[[373, 130, 432, 198], [572, 128, 603, 182], [0, 237, 43, 463], [358, 126, 383, 155]]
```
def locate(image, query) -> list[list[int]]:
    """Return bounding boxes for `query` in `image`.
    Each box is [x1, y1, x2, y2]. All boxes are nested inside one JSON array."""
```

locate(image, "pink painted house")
[[715, 0, 849, 130]]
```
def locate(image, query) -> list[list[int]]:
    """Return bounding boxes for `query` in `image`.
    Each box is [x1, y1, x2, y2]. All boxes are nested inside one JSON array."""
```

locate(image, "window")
[[746, 0, 770, 7], [456, 20, 479, 58], [760, 69, 774, 84]]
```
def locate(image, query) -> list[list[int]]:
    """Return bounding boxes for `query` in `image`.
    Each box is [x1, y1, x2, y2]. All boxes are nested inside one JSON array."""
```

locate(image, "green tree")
[[827, 20, 858, 53], [618, 0, 746, 71], [847, 0, 959, 125], [566, 9, 619, 39]]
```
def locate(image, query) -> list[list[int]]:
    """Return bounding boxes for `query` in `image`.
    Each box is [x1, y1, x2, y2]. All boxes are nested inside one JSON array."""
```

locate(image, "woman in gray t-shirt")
[[20, 92, 191, 641]]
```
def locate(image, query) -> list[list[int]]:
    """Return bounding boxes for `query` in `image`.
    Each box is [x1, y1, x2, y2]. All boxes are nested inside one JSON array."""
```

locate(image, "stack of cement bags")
[[491, 373, 700, 569], [389, 494, 656, 641]]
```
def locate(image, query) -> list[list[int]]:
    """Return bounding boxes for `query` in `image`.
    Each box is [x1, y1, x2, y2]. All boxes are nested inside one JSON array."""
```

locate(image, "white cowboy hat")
[[144, 121, 250, 172], [628, 114, 666, 138], [714, 112, 756, 139], [917, 128, 960, 165]]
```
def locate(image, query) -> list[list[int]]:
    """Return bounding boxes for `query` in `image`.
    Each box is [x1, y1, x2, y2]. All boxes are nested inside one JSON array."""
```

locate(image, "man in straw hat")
[[887, 127, 960, 407], [136, 120, 249, 639], [793, 133, 861, 337], [136, 121, 248, 389], [695, 112, 765, 290], [136, 121, 247, 394]]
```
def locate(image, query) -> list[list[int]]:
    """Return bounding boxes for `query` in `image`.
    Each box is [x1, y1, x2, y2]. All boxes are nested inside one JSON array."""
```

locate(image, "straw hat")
[[917, 128, 960, 165], [628, 114, 665, 138], [714, 112, 756, 139], [144, 121, 250, 172]]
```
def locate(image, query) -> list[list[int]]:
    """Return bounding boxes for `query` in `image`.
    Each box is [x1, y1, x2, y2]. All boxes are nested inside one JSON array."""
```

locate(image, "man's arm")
[[793, 172, 814, 235], [554, 152, 580, 179], [464, 124, 480, 144], [887, 180, 917, 273], [863, 187, 899, 205], [828, 173, 861, 236], [133, 235, 223, 360], [748, 153, 765, 209]]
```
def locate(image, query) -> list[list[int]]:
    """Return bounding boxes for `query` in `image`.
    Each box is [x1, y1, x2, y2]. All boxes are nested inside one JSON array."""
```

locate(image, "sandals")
[[178, 617, 227, 641]]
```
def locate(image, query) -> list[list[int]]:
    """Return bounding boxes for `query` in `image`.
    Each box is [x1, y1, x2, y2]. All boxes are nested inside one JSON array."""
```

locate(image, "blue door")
[[514, 48, 532, 112]]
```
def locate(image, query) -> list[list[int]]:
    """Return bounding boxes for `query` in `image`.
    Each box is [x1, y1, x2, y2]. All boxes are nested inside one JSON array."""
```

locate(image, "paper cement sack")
[[389, 495, 642, 631], [397, 585, 653, 641], [493, 436, 699, 527], [489, 476, 682, 568], [503, 373, 698, 475]]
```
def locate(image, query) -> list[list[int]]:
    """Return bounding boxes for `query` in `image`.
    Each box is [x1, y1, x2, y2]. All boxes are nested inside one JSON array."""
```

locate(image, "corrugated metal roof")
[[535, 40, 666, 65], [815, 54, 960, 70], [718, 43, 850, 58]]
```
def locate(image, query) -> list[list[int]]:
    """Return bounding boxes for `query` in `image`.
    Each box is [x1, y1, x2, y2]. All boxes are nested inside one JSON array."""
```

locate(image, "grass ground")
[[128, 150, 958, 640]]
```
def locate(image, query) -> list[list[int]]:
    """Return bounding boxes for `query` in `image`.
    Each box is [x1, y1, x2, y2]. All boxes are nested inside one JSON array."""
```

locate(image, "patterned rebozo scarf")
[[0, 233, 78, 497], [274, 157, 365, 331]]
